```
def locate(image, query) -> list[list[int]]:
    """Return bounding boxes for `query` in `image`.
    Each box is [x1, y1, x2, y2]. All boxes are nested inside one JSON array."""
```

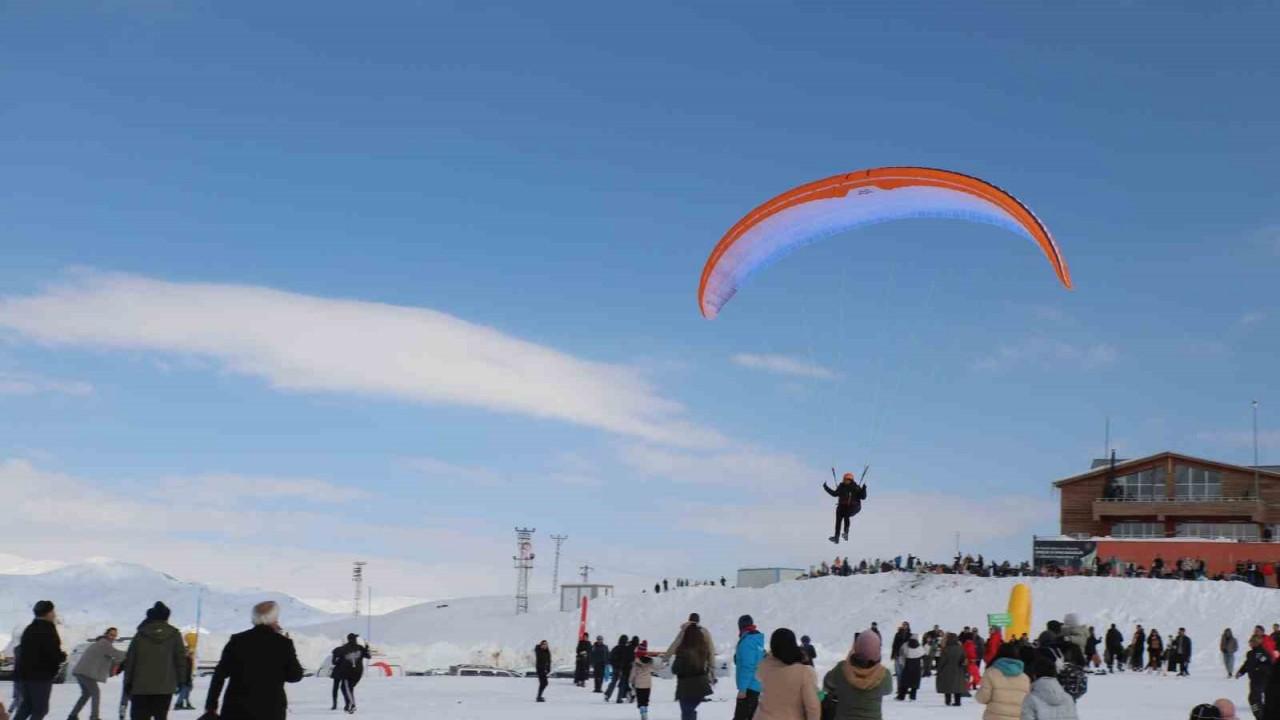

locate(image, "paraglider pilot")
[[823, 470, 866, 544]]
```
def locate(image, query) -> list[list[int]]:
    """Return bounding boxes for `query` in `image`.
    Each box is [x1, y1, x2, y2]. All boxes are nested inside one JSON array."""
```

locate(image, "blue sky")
[[1, 1, 1276, 602]]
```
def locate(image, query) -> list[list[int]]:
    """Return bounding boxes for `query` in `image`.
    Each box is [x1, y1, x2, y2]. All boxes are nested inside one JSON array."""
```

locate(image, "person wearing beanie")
[[330, 633, 370, 712], [755, 629, 819, 720], [1020, 656, 1078, 720], [935, 633, 969, 707], [629, 642, 656, 720], [603, 635, 631, 703], [13, 600, 65, 720], [822, 628, 892, 720], [732, 615, 765, 720], [974, 643, 1030, 720], [205, 601, 304, 720], [123, 602, 185, 720], [1189, 704, 1222, 720]]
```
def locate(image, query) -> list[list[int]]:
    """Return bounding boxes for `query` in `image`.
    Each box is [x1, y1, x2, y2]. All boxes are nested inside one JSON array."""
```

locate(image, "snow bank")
[[293, 573, 1279, 672]]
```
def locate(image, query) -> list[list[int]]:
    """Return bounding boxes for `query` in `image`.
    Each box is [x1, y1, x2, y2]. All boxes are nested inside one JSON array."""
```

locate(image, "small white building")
[[559, 583, 614, 612], [736, 567, 805, 589]]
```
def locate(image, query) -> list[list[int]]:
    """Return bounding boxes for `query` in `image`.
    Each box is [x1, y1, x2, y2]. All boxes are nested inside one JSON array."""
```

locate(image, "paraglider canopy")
[[698, 167, 1071, 319]]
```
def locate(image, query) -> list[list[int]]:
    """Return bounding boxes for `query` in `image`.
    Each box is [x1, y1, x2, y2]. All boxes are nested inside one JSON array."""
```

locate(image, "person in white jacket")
[[1021, 657, 1078, 720]]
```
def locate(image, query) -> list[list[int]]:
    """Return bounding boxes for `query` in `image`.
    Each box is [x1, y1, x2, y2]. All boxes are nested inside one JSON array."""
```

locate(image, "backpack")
[[1052, 649, 1088, 699]]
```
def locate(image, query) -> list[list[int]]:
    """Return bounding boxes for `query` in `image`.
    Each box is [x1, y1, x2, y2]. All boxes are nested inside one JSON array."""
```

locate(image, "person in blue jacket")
[[734, 614, 766, 720]]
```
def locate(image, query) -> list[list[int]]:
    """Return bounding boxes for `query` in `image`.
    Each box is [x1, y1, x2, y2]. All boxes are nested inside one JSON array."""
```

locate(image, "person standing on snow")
[[1085, 627, 1101, 672], [203, 601, 303, 720], [1174, 629, 1193, 677], [1235, 635, 1270, 717], [590, 636, 609, 693], [732, 615, 765, 720], [629, 642, 656, 720], [666, 613, 715, 678], [890, 623, 911, 679], [822, 472, 866, 544], [896, 637, 924, 702], [573, 634, 591, 688], [123, 602, 186, 720], [799, 636, 817, 666], [1221, 629, 1239, 679], [603, 635, 631, 703], [754, 629, 819, 720], [671, 618, 716, 720], [174, 642, 196, 712], [823, 629, 892, 719], [935, 633, 969, 707], [1105, 625, 1125, 673], [13, 600, 65, 720], [1021, 656, 1078, 720], [1129, 625, 1146, 671], [534, 641, 552, 703], [330, 633, 370, 713], [975, 643, 1030, 720], [68, 626, 126, 720], [984, 627, 1004, 668]]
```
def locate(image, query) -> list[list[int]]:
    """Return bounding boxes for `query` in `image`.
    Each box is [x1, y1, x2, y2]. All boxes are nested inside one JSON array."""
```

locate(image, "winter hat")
[[852, 628, 881, 662], [800, 635, 811, 644], [1046, 620, 1063, 635], [32, 600, 55, 617], [1190, 704, 1223, 720], [347, 633, 359, 643], [738, 615, 754, 631], [1063, 613, 1080, 626], [635, 641, 648, 657], [146, 601, 171, 622], [688, 613, 701, 624]]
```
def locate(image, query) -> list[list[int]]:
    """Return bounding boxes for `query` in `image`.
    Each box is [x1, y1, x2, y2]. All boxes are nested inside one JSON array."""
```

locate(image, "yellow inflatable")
[[1006, 583, 1032, 640]]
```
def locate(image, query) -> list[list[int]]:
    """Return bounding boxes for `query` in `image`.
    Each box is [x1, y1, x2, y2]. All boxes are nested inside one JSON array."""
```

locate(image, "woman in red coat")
[[963, 634, 982, 690]]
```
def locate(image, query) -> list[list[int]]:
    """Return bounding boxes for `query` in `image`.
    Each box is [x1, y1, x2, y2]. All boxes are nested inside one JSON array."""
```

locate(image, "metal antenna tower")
[[579, 563, 594, 583], [549, 534, 568, 593], [514, 528, 536, 615], [351, 561, 367, 619]]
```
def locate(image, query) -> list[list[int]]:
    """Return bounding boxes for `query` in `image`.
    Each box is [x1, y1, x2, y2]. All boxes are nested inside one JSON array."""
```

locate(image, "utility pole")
[[351, 561, 367, 620], [514, 528, 536, 615], [579, 563, 594, 584], [550, 534, 568, 594], [1254, 400, 1261, 501]]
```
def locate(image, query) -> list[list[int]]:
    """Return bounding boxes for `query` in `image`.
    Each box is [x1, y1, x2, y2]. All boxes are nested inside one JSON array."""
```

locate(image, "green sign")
[[987, 613, 1012, 627]]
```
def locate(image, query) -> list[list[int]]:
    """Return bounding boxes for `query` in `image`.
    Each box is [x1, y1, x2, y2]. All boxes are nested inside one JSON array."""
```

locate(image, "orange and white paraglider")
[[698, 167, 1071, 319]]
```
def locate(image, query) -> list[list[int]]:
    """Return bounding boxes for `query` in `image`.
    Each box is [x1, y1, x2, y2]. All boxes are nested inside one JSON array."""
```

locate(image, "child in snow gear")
[[534, 641, 551, 703], [822, 471, 867, 544], [629, 642, 655, 720]]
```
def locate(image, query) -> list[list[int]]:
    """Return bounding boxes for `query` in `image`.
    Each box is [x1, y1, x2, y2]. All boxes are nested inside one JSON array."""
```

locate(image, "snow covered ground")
[[4, 670, 1250, 720]]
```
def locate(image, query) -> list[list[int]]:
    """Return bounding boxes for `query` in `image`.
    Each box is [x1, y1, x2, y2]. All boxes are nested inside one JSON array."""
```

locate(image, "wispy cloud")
[[1238, 311, 1266, 327], [974, 337, 1118, 372], [618, 442, 817, 493], [0, 272, 723, 448], [157, 474, 369, 505], [0, 372, 94, 397], [731, 353, 840, 380]]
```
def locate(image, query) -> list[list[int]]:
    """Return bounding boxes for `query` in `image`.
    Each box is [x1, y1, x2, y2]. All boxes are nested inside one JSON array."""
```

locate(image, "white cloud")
[[0, 458, 511, 599], [157, 474, 369, 505], [731, 353, 840, 380], [618, 443, 818, 493], [0, 372, 94, 397], [403, 456, 507, 487], [1238, 311, 1266, 327], [0, 272, 723, 448], [974, 336, 1118, 372]]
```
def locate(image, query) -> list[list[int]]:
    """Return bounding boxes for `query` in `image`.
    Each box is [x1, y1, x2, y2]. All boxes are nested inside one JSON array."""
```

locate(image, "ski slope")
[[293, 573, 1279, 673]]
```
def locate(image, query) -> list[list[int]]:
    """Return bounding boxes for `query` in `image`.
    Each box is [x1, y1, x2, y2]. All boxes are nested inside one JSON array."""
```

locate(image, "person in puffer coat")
[[732, 615, 765, 720], [629, 642, 656, 720], [822, 630, 892, 720], [754, 629, 820, 720], [895, 638, 924, 701], [1021, 656, 1078, 720], [122, 602, 186, 720], [975, 644, 1030, 720]]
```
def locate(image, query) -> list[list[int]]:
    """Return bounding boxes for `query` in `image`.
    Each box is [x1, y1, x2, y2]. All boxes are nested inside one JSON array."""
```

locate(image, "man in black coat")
[[589, 636, 609, 693], [330, 633, 370, 712], [1173, 628, 1192, 677], [13, 600, 65, 720], [1104, 624, 1125, 672], [203, 602, 303, 720]]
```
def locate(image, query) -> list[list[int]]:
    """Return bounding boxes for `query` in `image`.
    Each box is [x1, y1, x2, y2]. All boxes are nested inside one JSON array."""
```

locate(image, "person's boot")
[[828, 536, 839, 544]]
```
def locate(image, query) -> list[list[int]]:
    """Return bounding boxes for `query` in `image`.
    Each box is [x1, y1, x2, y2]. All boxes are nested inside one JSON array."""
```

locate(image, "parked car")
[[449, 664, 522, 678]]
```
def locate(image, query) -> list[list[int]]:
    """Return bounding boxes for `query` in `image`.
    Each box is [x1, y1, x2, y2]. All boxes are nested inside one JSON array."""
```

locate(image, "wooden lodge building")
[[1049, 451, 1280, 577]]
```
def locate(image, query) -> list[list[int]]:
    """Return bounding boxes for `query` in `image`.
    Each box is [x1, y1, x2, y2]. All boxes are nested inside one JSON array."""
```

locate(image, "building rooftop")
[[1057, 451, 1280, 488]]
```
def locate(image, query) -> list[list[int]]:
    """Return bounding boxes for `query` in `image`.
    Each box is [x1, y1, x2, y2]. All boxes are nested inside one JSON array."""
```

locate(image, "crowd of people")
[[800, 553, 1035, 579], [1044, 556, 1280, 586], [530, 605, 1280, 720], [1, 598, 305, 720], [652, 578, 728, 593]]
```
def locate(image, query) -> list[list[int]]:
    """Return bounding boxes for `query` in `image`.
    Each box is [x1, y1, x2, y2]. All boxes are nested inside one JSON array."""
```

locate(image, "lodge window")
[[1175, 522, 1258, 541], [1175, 465, 1222, 501], [1111, 522, 1164, 539], [1112, 468, 1165, 501]]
